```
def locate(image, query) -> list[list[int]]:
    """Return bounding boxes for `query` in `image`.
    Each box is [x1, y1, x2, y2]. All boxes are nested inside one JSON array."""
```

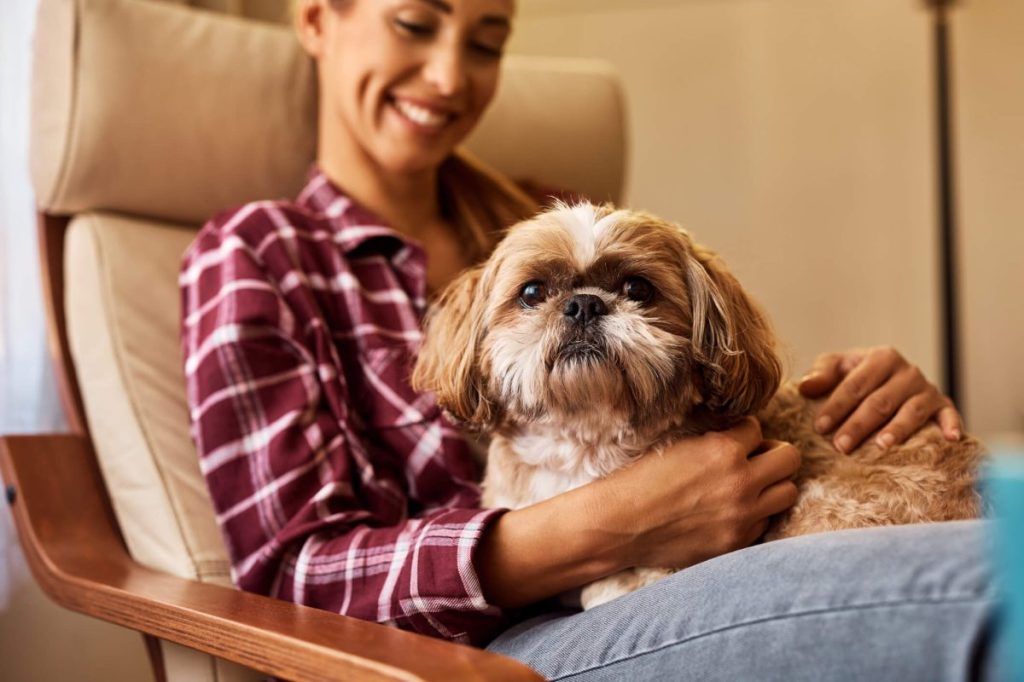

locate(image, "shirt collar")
[[297, 164, 422, 259], [297, 165, 429, 310]]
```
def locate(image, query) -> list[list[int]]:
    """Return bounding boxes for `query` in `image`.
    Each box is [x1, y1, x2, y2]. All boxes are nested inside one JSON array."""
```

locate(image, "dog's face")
[[413, 202, 782, 435]]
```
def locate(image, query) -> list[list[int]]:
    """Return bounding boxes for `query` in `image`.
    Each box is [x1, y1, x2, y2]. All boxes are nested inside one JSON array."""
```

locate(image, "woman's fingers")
[[830, 365, 925, 452], [799, 346, 965, 453], [936, 402, 963, 441], [799, 351, 867, 398], [872, 390, 952, 449], [744, 517, 772, 546], [730, 415, 765, 450], [813, 348, 898, 439], [757, 479, 800, 517], [798, 353, 843, 398], [748, 440, 801, 488]]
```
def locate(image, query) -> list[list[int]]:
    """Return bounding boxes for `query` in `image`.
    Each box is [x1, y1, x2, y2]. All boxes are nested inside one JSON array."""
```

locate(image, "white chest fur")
[[481, 417, 649, 510]]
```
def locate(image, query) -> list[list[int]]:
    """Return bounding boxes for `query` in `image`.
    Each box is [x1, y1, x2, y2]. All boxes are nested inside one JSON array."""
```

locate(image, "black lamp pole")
[[927, 0, 961, 407]]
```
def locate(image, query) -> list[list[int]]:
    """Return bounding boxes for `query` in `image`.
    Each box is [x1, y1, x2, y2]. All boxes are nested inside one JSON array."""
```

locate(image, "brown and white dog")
[[412, 202, 984, 609]]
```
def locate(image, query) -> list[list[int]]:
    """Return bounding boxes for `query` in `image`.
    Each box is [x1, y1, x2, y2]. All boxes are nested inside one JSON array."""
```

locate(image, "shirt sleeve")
[[179, 212, 509, 645]]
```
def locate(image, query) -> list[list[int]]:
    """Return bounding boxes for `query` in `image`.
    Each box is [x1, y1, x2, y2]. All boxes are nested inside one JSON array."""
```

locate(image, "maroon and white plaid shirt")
[[180, 167, 509, 645]]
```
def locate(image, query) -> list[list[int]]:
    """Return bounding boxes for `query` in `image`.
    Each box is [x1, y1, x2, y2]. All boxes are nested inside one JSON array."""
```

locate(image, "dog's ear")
[[686, 243, 782, 420], [411, 264, 495, 428]]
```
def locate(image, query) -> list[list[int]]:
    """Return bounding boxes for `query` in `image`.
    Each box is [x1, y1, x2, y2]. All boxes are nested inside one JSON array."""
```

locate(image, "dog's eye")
[[622, 277, 655, 304], [519, 281, 548, 308]]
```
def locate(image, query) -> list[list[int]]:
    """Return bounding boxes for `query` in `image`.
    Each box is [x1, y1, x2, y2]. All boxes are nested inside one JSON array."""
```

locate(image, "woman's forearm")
[[476, 477, 632, 608], [475, 420, 802, 609]]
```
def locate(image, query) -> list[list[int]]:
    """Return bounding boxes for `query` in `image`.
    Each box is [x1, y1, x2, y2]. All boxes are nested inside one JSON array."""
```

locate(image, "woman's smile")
[[303, 0, 513, 175], [388, 94, 456, 134]]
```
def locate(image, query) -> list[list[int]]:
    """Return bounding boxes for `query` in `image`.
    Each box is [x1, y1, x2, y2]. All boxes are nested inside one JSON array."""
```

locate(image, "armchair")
[[1, 0, 626, 680]]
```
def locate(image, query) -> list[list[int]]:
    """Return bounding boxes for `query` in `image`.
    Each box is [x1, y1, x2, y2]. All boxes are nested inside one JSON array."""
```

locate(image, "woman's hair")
[[439, 150, 540, 263]]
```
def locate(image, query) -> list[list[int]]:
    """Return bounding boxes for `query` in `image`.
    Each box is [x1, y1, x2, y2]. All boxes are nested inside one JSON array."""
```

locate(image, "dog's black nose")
[[564, 294, 607, 325]]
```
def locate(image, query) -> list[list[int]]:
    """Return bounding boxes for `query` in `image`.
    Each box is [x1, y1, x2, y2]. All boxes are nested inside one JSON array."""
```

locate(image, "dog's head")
[[412, 202, 782, 434]]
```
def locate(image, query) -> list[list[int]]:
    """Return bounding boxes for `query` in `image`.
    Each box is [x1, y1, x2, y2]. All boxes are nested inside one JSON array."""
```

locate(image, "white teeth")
[[393, 98, 448, 128]]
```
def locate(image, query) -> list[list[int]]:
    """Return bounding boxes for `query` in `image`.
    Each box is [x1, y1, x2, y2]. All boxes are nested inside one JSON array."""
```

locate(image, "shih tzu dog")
[[412, 202, 984, 609]]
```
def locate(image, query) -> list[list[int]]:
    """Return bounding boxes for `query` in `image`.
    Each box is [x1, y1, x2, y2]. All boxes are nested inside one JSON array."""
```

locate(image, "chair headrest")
[[32, 0, 626, 226]]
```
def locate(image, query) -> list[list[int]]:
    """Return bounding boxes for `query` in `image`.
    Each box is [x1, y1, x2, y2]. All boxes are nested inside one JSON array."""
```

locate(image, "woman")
[[180, 0, 998, 678]]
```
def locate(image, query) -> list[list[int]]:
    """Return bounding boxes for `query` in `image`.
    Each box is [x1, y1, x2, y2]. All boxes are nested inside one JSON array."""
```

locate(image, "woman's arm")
[[181, 209, 511, 645], [477, 418, 801, 608]]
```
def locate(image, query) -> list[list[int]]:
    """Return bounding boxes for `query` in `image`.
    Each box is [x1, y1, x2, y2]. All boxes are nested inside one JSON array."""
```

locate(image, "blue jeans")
[[488, 521, 1002, 681]]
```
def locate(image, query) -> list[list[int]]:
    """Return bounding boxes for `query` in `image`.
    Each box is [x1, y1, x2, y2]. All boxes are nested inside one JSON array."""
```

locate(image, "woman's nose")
[[423, 43, 466, 97]]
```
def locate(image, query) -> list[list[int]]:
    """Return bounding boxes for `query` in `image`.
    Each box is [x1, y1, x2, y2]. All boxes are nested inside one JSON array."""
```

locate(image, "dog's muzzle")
[[563, 294, 607, 326]]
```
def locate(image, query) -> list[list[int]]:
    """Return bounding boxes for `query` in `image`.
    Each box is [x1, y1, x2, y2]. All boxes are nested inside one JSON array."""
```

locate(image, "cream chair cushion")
[[32, 0, 318, 225], [32, 0, 625, 225], [66, 214, 225, 583], [65, 213, 256, 682]]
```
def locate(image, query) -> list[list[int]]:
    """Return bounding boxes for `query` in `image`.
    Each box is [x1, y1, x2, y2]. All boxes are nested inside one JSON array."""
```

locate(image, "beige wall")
[[0, 568, 152, 682], [511, 0, 941, 387], [511, 0, 1022, 440], [955, 0, 1024, 439]]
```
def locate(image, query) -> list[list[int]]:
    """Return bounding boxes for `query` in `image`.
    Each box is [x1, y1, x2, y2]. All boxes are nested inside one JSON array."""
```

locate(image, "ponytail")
[[439, 150, 540, 263]]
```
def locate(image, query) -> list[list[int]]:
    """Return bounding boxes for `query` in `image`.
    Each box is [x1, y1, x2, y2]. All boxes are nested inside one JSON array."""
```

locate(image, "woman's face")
[[303, 0, 515, 175]]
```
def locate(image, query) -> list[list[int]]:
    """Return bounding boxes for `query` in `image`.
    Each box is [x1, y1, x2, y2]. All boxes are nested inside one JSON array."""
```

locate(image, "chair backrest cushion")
[[65, 212, 257, 682], [66, 212, 230, 583], [32, 0, 626, 225]]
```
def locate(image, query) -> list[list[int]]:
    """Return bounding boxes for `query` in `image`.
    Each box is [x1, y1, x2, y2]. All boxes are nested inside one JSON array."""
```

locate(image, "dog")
[[412, 201, 984, 609]]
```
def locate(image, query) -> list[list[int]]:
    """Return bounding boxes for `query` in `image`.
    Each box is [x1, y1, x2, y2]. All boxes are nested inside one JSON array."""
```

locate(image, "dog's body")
[[479, 382, 982, 608], [759, 383, 982, 538], [413, 202, 984, 610]]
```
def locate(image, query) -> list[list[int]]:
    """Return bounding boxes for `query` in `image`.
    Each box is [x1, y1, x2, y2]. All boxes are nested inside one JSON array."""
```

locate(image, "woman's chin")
[[377, 144, 455, 176], [375, 115, 473, 174]]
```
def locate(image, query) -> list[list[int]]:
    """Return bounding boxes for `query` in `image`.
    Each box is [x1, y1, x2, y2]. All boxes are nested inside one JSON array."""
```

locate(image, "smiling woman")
[[293, 0, 532, 287], [179, 1, 1004, 679], [306, 0, 508, 171], [181, 0, 541, 647]]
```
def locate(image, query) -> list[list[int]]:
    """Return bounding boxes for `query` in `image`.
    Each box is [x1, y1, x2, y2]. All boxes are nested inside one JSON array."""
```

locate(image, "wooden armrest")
[[0, 434, 543, 682]]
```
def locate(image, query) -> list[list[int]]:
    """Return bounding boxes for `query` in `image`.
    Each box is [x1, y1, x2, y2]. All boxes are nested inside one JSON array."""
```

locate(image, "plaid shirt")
[[180, 167, 508, 645]]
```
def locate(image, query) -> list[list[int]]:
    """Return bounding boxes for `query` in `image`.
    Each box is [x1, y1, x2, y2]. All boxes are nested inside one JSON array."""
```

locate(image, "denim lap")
[[487, 520, 998, 681]]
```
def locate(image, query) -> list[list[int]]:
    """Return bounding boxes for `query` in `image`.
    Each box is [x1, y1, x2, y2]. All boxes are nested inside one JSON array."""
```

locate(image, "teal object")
[[984, 450, 1024, 682]]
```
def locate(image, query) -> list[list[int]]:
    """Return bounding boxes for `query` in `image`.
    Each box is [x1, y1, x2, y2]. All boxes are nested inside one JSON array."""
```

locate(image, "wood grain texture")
[[40, 209, 179, 680], [0, 433, 543, 682], [37, 212, 89, 436]]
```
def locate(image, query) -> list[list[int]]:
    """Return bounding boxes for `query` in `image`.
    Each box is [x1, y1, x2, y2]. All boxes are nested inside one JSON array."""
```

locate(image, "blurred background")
[[1, 0, 1021, 679], [509, 0, 1024, 445]]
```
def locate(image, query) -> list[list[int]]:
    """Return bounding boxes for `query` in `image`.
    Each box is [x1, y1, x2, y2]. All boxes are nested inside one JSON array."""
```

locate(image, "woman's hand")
[[798, 346, 962, 453], [610, 417, 801, 571], [477, 418, 800, 608]]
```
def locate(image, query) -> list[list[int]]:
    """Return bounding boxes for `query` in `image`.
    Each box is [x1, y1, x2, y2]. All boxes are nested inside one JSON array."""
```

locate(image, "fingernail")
[[800, 374, 814, 384], [876, 433, 895, 450], [815, 416, 832, 434], [949, 429, 961, 441], [835, 434, 851, 453]]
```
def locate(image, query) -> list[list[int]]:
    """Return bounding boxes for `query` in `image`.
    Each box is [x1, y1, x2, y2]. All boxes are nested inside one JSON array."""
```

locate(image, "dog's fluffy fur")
[[412, 202, 984, 609]]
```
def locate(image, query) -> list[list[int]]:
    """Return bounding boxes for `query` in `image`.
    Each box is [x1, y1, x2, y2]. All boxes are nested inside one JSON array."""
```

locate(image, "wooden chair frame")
[[0, 212, 543, 682]]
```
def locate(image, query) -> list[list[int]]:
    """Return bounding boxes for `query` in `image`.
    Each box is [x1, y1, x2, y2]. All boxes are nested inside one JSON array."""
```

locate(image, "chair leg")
[[144, 634, 168, 682]]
